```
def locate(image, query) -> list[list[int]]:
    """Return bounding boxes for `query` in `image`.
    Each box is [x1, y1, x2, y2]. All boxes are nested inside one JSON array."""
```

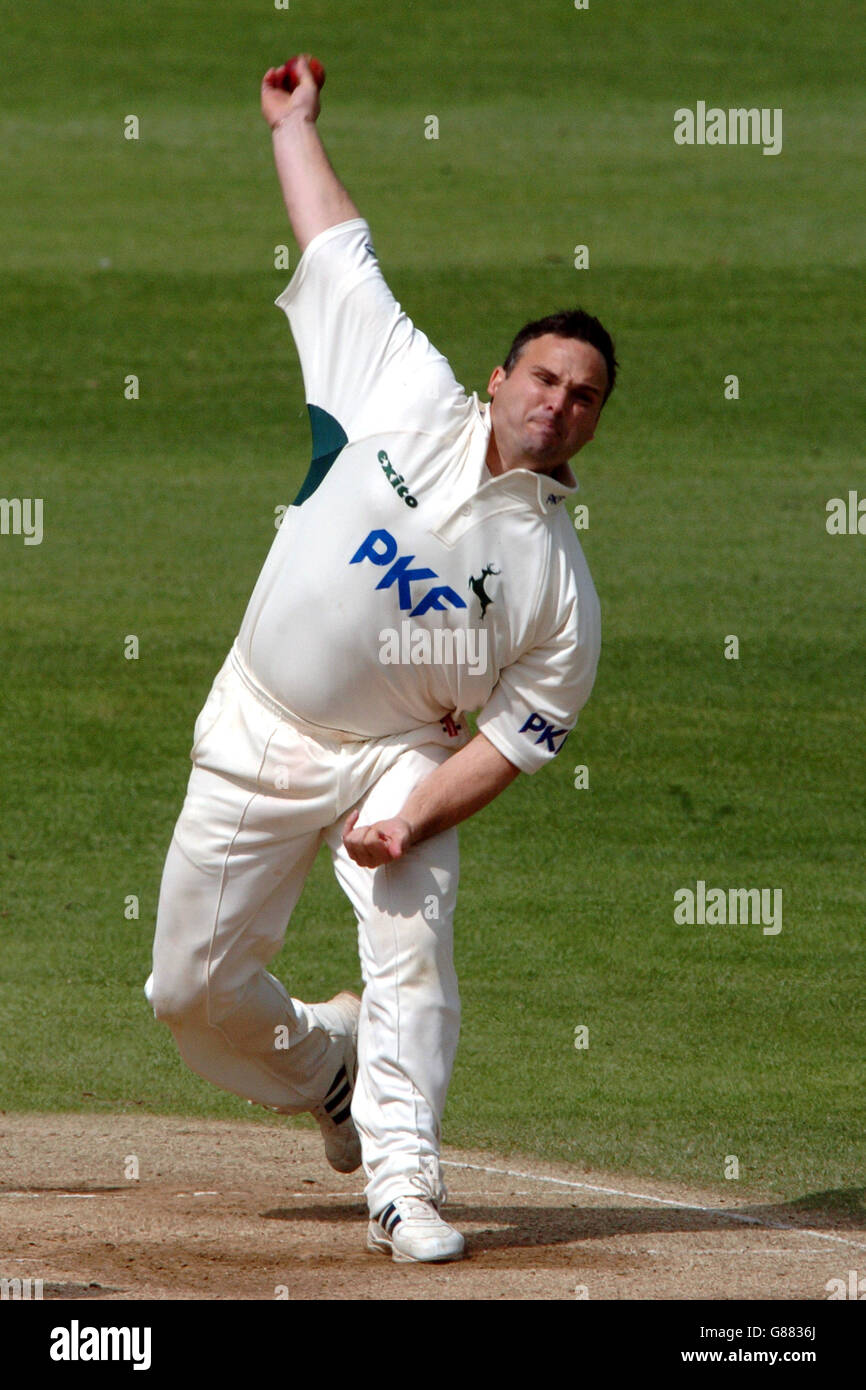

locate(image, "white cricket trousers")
[[146, 648, 465, 1217]]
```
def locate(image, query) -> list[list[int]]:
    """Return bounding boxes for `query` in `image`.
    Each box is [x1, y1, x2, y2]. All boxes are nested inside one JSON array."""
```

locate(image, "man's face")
[[486, 334, 608, 474]]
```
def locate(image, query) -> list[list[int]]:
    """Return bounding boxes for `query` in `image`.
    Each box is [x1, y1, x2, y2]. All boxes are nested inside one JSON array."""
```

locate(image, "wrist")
[[400, 813, 419, 848], [270, 109, 316, 135]]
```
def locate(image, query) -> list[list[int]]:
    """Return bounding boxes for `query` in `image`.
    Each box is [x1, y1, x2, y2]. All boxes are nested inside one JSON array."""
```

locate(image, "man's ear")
[[487, 365, 506, 398]]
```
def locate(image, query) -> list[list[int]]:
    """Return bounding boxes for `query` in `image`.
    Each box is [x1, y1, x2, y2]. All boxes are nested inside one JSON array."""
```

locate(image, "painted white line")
[[643, 1248, 842, 1257], [442, 1160, 866, 1253], [286, 1191, 367, 1198], [0, 1192, 98, 1200]]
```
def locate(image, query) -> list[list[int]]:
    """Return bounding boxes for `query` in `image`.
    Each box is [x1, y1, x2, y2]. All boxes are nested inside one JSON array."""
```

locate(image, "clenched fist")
[[262, 54, 323, 130], [341, 809, 414, 868]]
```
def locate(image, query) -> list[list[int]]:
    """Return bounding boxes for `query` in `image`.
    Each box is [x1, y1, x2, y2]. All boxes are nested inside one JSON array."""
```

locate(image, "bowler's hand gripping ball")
[[273, 56, 326, 93]]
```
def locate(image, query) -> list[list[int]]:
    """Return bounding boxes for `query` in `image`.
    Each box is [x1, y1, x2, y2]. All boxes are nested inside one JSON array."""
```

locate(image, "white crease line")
[[285, 1191, 367, 1198], [643, 1248, 839, 1257], [442, 1161, 866, 1253], [0, 1192, 97, 1200]]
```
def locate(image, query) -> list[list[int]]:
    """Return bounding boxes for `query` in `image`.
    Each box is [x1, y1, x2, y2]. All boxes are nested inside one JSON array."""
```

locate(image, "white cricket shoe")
[[367, 1196, 465, 1263], [310, 991, 361, 1175]]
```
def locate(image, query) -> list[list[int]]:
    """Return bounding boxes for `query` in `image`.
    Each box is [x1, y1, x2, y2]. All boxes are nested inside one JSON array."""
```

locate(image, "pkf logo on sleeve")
[[520, 712, 569, 754]]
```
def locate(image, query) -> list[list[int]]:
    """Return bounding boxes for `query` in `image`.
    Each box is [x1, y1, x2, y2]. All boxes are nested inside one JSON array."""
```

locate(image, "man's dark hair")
[[503, 309, 618, 405]]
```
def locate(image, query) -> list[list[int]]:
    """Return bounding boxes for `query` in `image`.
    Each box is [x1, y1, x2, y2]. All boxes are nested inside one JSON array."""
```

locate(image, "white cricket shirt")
[[234, 219, 600, 773]]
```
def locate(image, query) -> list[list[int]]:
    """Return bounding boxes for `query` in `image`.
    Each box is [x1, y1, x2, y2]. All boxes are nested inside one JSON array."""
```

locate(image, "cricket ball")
[[275, 56, 326, 93]]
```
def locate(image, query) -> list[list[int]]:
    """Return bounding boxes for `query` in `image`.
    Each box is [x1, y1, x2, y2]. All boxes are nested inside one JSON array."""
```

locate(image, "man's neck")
[[484, 424, 506, 478], [484, 421, 575, 487]]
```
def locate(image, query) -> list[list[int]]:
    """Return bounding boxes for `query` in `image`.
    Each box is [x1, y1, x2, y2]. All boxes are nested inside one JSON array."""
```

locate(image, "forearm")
[[271, 112, 361, 253], [402, 732, 520, 846], [341, 733, 520, 867]]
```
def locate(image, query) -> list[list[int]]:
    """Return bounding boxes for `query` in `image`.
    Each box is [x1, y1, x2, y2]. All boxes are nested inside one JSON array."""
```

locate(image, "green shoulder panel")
[[291, 404, 348, 507]]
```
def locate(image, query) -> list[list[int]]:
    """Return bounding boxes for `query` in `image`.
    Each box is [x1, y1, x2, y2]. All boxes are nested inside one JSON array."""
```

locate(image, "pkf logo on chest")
[[520, 712, 568, 754], [350, 529, 467, 617]]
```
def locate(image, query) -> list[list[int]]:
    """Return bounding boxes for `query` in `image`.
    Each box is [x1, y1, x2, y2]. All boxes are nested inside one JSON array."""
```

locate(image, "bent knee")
[[146, 967, 209, 1026]]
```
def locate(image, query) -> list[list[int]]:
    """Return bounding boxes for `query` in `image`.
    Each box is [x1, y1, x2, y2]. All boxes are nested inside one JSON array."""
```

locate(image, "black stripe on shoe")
[[324, 1078, 351, 1117], [322, 1067, 348, 1112], [376, 1203, 402, 1236], [324, 1064, 346, 1097]]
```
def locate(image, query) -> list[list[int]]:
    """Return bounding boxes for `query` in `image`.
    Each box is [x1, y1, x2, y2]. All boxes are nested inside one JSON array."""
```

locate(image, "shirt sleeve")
[[476, 582, 601, 775], [275, 218, 464, 440]]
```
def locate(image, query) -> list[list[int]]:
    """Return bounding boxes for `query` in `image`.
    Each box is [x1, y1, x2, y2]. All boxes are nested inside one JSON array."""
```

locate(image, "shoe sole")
[[367, 1221, 464, 1264]]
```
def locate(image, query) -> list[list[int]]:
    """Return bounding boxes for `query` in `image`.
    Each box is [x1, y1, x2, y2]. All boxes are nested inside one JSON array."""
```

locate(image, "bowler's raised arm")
[[261, 55, 361, 253]]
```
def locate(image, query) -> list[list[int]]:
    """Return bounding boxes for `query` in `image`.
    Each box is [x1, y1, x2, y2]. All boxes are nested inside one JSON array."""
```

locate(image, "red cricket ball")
[[274, 55, 326, 93]]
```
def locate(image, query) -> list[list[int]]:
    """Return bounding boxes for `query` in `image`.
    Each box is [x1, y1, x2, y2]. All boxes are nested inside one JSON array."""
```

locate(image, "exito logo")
[[378, 450, 418, 508]]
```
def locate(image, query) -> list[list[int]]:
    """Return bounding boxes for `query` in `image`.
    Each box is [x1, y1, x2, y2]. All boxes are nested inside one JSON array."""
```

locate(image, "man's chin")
[[520, 436, 568, 470]]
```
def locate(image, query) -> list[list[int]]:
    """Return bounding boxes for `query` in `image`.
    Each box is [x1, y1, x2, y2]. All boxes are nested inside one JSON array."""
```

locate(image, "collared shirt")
[[234, 219, 600, 773]]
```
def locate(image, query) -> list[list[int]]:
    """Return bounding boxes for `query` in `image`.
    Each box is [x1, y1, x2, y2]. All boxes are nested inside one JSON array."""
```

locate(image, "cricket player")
[[146, 56, 616, 1264]]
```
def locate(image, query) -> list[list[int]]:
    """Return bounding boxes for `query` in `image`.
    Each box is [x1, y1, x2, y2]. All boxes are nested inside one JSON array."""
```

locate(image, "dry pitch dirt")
[[1, 1114, 862, 1301]]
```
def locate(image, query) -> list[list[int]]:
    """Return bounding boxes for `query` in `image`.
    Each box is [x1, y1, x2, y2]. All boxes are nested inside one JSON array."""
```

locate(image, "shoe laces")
[[394, 1196, 440, 1223]]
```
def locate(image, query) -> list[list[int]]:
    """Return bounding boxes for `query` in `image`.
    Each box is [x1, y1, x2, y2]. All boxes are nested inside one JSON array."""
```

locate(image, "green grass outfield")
[[1, 0, 864, 1209]]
